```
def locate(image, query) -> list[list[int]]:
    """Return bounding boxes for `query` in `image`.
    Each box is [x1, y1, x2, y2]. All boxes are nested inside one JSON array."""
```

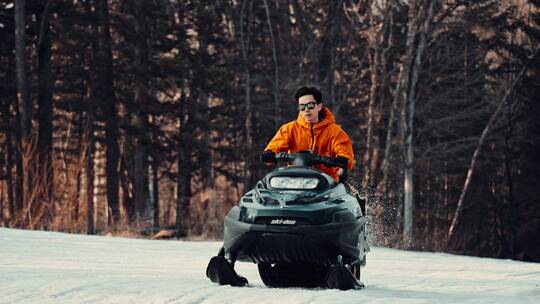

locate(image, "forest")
[[0, 0, 539, 262]]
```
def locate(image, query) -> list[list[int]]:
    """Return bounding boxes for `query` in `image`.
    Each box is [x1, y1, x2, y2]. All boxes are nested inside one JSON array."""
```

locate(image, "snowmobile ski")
[[206, 253, 248, 287], [325, 264, 364, 290]]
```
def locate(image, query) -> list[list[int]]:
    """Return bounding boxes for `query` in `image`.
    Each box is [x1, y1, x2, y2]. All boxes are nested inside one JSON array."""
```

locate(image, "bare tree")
[[447, 50, 539, 247], [363, 2, 393, 191], [37, 0, 54, 207], [240, 0, 254, 188], [133, 0, 150, 220], [263, 0, 280, 128], [391, 0, 420, 246], [401, 0, 438, 246], [93, 0, 120, 224], [5, 114, 15, 222], [151, 158, 159, 228], [176, 96, 192, 237], [86, 106, 95, 235], [14, 0, 32, 217]]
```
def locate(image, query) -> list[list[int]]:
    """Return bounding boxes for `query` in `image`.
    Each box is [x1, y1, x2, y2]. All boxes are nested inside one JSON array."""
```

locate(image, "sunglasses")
[[298, 101, 318, 111]]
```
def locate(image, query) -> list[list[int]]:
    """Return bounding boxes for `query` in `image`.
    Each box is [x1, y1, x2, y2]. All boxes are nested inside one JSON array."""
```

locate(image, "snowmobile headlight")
[[269, 177, 319, 189]]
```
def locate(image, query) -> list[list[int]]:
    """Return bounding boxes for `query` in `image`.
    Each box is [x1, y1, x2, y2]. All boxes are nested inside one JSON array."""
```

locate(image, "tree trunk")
[[365, 4, 394, 194], [3, 93, 15, 221], [402, 97, 414, 247], [192, 5, 213, 190], [152, 159, 159, 229], [290, 0, 311, 79], [133, 0, 149, 219], [73, 86, 87, 224], [133, 139, 148, 219], [176, 97, 191, 237], [402, 0, 437, 247], [86, 109, 95, 235], [14, 95, 24, 218], [504, 118, 516, 257], [391, 0, 420, 246], [0, 189, 3, 225], [75, 158, 81, 223], [375, 7, 396, 209], [202, 105, 213, 189], [37, 0, 54, 206], [275, 0, 293, 84], [94, 0, 120, 224], [317, 1, 342, 107], [240, 0, 254, 188], [376, 77, 399, 204], [119, 151, 134, 220], [363, 50, 379, 190], [14, 0, 32, 217], [363, 9, 388, 190], [372, 10, 393, 192], [176, 148, 191, 237], [6, 133, 15, 222], [263, 0, 280, 127], [14, 0, 30, 141]]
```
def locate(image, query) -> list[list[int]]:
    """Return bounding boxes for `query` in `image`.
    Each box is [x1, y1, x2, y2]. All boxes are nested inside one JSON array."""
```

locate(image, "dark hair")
[[295, 86, 322, 104]]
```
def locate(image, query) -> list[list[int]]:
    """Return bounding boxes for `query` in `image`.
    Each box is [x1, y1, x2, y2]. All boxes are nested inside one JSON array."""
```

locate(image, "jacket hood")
[[296, 107, 335, 129]]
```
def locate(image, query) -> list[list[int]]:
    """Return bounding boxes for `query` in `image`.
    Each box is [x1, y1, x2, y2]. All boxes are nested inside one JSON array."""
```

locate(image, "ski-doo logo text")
[[270, 219, 296, 225]]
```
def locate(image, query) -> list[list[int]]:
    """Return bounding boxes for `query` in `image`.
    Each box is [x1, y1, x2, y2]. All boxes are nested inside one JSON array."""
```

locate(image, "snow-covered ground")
[[0, 228, 538, 304]]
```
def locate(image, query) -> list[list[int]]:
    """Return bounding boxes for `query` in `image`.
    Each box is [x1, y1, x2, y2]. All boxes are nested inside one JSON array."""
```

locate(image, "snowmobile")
[[206, 151, 369, 290]]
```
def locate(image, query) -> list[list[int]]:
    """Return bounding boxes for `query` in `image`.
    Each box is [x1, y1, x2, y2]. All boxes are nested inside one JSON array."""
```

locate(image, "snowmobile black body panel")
[[223, 215, 365, 266]]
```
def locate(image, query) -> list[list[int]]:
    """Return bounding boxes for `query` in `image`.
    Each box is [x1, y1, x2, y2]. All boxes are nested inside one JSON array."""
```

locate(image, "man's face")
[[298, 94, 322, 123]]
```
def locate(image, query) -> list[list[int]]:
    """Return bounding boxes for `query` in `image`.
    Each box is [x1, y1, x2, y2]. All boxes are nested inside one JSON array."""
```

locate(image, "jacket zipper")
[[310, 123, 315, 151]]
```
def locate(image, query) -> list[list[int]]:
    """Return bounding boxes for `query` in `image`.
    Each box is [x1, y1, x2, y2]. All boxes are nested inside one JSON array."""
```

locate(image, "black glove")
[[335, 156, 349, 183], [335, 156, 349, 169], [260, 151, 276, 165]]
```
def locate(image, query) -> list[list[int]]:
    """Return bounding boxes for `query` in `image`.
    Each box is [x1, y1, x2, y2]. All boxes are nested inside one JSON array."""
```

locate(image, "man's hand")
[[260, 151, 276, 165], [335, 156, 349, 169]]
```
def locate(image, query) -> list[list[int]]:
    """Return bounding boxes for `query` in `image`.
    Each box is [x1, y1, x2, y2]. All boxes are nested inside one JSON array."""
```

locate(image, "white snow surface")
[[0, 228, 539, 304]]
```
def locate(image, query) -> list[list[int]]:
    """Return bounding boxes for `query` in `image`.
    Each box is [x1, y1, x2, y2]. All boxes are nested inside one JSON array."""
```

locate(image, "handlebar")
[[268, 151, 349, 183], [274, 151, 346, 169]]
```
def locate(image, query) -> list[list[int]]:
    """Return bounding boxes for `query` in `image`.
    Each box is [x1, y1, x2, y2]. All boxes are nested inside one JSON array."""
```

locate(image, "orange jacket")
[[264, 107, 355, 181]]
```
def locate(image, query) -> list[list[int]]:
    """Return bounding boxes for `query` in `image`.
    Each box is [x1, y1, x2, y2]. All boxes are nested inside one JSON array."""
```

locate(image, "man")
[[261, 86, 355, 182]]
